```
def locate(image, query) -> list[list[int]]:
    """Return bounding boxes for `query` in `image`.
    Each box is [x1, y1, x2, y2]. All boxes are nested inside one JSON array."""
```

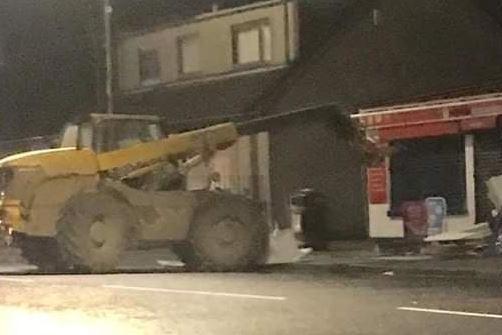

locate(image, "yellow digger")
[[0, 113, 277, 272]]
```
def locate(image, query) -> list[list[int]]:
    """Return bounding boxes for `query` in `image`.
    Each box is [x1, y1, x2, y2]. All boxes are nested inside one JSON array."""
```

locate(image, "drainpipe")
[[283, 0, 291, 63]]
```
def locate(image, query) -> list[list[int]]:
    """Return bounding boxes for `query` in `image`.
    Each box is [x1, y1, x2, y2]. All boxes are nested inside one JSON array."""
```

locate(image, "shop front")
[[353, 93, 502, 240]]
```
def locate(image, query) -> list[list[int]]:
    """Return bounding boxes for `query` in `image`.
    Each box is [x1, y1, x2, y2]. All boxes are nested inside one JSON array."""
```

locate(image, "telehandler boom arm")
[[95, 122, 239, 180]]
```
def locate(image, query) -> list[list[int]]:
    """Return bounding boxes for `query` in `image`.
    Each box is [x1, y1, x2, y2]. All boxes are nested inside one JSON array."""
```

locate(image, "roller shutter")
[[474, 130, 502, 223], [389, 135, 466, 216]]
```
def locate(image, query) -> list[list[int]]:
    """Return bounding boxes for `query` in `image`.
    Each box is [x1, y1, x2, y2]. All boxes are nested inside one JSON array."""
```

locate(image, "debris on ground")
[[267, 228, 312, 264]]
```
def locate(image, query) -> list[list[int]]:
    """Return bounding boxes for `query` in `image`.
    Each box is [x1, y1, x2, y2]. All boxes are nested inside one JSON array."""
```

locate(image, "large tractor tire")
[[55, 191, 134, 273], [180, 196, 269, 272], [15, 234, 66, 272]]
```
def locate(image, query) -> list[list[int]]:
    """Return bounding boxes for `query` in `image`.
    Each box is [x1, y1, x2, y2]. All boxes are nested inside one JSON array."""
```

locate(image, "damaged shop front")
[[352, 92, 502, 246]]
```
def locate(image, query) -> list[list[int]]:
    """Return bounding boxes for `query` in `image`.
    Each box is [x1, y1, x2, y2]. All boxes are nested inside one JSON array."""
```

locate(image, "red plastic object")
[[400, 201, 428, 237]]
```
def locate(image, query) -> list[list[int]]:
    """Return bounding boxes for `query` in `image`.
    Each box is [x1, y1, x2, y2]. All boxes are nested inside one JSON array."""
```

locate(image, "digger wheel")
[[15, 234, 66, 273], [56, 191, 133, 273], [182, 196, 269, 272]]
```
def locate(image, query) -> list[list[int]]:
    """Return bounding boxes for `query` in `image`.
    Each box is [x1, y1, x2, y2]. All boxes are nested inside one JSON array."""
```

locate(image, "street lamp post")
[[103, 0, 113, 114]]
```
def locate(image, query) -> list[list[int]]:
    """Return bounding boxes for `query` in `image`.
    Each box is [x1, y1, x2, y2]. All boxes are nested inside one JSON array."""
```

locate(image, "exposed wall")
[[269, 113, 367, 239], [186, 132, 273, 224]]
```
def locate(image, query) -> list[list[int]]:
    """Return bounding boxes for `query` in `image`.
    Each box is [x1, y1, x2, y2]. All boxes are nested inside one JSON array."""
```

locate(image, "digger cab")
[[59, 113, 164, 153]]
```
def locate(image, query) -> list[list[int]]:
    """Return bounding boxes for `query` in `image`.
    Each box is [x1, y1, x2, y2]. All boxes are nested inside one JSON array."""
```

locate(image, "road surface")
[[0, 268, 501, 334]]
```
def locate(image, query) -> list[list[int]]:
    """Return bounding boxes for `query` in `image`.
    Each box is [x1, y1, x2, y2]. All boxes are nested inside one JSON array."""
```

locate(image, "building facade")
[[115, 0, 502, 240], [115, 0, 367, 239], [116, 0, 298, 94]]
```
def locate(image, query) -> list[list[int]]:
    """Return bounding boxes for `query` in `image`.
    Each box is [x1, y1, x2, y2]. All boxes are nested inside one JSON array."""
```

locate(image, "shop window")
[[389, 135, 466, 216], [474, 130, 502, 222], [232, 20, 272, 66]]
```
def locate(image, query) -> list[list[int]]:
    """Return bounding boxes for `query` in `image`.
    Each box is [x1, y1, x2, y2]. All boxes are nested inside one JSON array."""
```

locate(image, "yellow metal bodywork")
[[0, 122, 238, 177], [0, 148, 99, 236], [0, 119, 239, 238], [96, 122, 238, 176], [0, 147, 99, 176], [1, 199, 22, 230]]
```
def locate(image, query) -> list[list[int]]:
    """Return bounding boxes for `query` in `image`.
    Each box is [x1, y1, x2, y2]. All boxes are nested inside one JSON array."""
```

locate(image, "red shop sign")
[[367, 166, 387, 204]]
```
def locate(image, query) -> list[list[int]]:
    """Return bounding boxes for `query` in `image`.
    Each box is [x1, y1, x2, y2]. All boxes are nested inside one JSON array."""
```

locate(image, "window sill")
[[122, 64, 288, 95], [387, 212, 469, 219], [177, 71, 203, 80], [232, 61, 271, 71], [140, 78, 162, 87]]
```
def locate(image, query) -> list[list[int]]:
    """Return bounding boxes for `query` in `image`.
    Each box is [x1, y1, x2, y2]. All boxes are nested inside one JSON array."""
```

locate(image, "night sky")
[[0, 0, 500, 140], [0, 0, 98, 139], [0, 0, 264, 140]]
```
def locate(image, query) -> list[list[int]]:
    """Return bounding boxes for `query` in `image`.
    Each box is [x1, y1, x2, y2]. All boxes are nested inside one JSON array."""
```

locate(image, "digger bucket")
[[266, 228, 312, 264], [487, 175, 502, 210]]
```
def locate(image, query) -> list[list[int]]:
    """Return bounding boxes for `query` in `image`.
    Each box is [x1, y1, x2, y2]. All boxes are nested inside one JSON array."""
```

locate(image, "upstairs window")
[[232, 20, 272, 66], [178, 34, 200, 75], [138, 48, 160, 86]]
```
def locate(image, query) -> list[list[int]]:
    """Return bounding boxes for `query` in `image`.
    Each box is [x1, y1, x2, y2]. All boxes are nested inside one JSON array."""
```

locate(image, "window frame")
[[90, 119, 163, 153], [138, 48, 161, 86], [231, 19, 272, 68], [177, 33, 201, 76]]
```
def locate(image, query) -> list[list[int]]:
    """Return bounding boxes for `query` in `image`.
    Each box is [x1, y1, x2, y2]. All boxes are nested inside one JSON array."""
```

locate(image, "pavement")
[[0, 244, 185, 274], [1, 241, 502, 333], [2, 239, 502, 281], [1, 265, 502, 334], [295, 240, 502, 281]]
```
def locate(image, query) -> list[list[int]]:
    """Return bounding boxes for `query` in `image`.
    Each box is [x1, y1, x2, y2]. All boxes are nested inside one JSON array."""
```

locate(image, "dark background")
[[0, 0, 263, 140], [0, 0, 501, 140]]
